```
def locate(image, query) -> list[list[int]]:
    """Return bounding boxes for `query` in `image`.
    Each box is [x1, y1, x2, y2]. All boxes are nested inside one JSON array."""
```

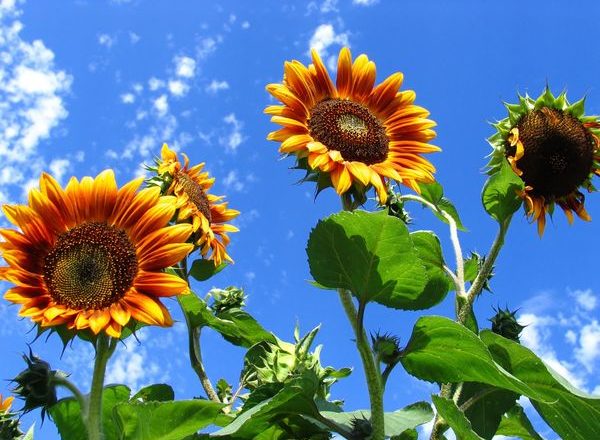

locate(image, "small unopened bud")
[[490, 307, 526, 342], [350, 416, 373, 440], [210, 287, 246, 314], [371, 332, 402, 365], [11, 349, 59, 420]]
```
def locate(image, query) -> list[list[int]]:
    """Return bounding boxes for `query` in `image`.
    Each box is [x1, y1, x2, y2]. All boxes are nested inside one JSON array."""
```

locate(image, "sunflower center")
[[509, 108, 595, 198], [43, 222, 138, 310], [308, 98, 389, 164], [177, 172, 212, 222]]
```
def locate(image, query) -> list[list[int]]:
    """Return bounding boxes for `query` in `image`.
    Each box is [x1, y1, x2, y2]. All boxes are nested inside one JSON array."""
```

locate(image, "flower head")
[[155, 144, 239, 266], [1, 170, 194, 337], [266, 47, 439, 204], [11, 350, 58, 417], [488, 88, 600, 235]]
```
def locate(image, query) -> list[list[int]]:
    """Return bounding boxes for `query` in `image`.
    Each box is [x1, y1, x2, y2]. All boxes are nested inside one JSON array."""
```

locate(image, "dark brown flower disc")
[[308, 98, 389, 164], [43, 222, 138, 309], [510, 107, 595, 198]]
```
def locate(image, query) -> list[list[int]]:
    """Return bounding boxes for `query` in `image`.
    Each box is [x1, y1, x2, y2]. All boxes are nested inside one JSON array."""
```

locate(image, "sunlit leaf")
[[495, 404, 543, 440], [481, 160, 523, 223], [432, 396, 484, 440]]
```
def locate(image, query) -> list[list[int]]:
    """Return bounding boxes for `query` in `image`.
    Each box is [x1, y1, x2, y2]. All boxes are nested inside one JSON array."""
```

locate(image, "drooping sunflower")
[[488, 88, 600, 235], [156, 144, 239, 266], [0, 170, 194, 338], [0, 395, 13, 413], [265, 47, 439, 204]]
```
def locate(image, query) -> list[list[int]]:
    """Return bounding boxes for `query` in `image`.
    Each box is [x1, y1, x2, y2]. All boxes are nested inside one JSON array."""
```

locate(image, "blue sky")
[[0, 0, 599, 438]]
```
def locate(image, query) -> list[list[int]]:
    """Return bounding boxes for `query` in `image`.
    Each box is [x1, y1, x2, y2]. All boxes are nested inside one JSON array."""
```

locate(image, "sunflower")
[[0, 170, 194, 338], [488, 88, 600, 235], [157, 144, 239, 266], [265, 47, 439, 204], [0, 395, 13, 413]]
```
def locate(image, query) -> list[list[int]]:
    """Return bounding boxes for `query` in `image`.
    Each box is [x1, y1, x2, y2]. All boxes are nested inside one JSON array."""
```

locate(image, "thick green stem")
[[459, 216, 511, 325], [338, 290, 385, 440], [86, 334, 116, 440], [177, 256, 220, 402]]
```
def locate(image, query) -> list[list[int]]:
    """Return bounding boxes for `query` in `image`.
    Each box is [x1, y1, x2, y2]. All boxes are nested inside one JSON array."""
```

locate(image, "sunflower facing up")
[[156, 144, 239, 266], [0, 170, 194, 337], [487, 88, 600, 235], [265, 47, 439, 204]]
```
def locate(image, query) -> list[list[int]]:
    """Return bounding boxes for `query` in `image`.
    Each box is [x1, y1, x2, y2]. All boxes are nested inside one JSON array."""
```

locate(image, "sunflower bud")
[[489, 307, 525, 342], [371, 332, 402, 365], [209, 287, 246, 314], [349, 416, 373, 440], [11, 350, 59, 419], [386, 191, 412, 224], [0, 395, 22, 440]]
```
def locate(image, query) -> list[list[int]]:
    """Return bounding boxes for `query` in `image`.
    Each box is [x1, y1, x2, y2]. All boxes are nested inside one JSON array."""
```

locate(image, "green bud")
[[385, 191, 411, 224], [371, 332, 402, 365], [209, 287, 247, 314], [11, 349, 59, 420], [349, 416, 373, 440], [490, 307, 526, 342], [0, 412, 22, 440]]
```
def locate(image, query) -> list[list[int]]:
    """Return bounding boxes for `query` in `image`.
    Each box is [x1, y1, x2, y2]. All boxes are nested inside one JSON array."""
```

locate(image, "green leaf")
[[409, 231, 450, 309], [400, 317, 545, 401], [131, 384, 174, 402], [391, 428, 418, 440], [481, 330, 600, 440], [417, 182, 466, 231], [496, 404, 544, 440], [212, 374, 321, 437], [321, 402, 433, 436], [457, 382, 518, 439], [188, 259, 227, 281], [114, 399, 225, 440], [179, 293, 274, 348], [22, 425, 35, 440], [432, 396, 484, 440], [49, 385, 131, 440], [307, 210, 431, 310], [481, 160, 523, 223]]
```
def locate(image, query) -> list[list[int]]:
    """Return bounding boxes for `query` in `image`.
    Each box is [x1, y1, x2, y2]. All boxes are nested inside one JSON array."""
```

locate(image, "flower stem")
[[86, 334, 116, 440], [177, 256, 220, 402], [459, 216, 512, 325], [52, 376, 86, 416], [338, 194, 385, 439], [338, 290, 385, 439]]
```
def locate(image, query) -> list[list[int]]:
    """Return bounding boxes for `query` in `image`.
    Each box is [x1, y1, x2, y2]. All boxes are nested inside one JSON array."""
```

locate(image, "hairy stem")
[[53, 376, 86, 416], [86, 334, 117, 440], [338, 290, 385, 440]]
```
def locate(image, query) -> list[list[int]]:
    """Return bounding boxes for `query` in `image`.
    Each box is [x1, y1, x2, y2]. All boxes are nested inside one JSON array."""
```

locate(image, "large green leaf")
[[432, 396, 484, 440], [114, 399, 224, 440], [188, 259, 227, 281], [481, 330, 600, 440], [418, 181, 466, 231], [49, 385, 131, 440], [400, 317, 544, 401], [457, 382, 518, 439], [212, 374, 322, 437], [495, 404, 543, 440], [481, 160, 523, 223], [410, 231, 450, 310], [179, 293, 274, 348], [307, 210, 431, 310], [321, 401, 433, 436], [131, 384, 174, 402]]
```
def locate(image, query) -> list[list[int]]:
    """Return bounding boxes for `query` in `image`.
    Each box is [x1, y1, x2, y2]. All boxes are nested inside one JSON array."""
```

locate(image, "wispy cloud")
[[308, 23, 349, 69], [206, 79, 229, 94], [219, 113, 245, 153]]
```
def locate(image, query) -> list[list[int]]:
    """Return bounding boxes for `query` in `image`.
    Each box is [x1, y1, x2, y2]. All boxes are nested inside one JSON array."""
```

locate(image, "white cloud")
[[120, 92, 135, 104], [241, 21, 250, 29], [0, 0, 71, 202], [220, 113, 245, 153], [572, 289, 597, 311], [174, 55, 196, 78], [196, 37, 218, 59], [222, 170, 244, 192], [168, 80, 188, 97], [148, 77, 164, 91], [49, 158, 70, 183], [353, 0, 378, 5], [308, 23, 349, 59], [153, 94, 168, 116], [98, 33, 116, 48], [128, 31, 140, 44], [575, 321, 600, 372], [105, 343, 164, 391], [206, 79, 229, 94]]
